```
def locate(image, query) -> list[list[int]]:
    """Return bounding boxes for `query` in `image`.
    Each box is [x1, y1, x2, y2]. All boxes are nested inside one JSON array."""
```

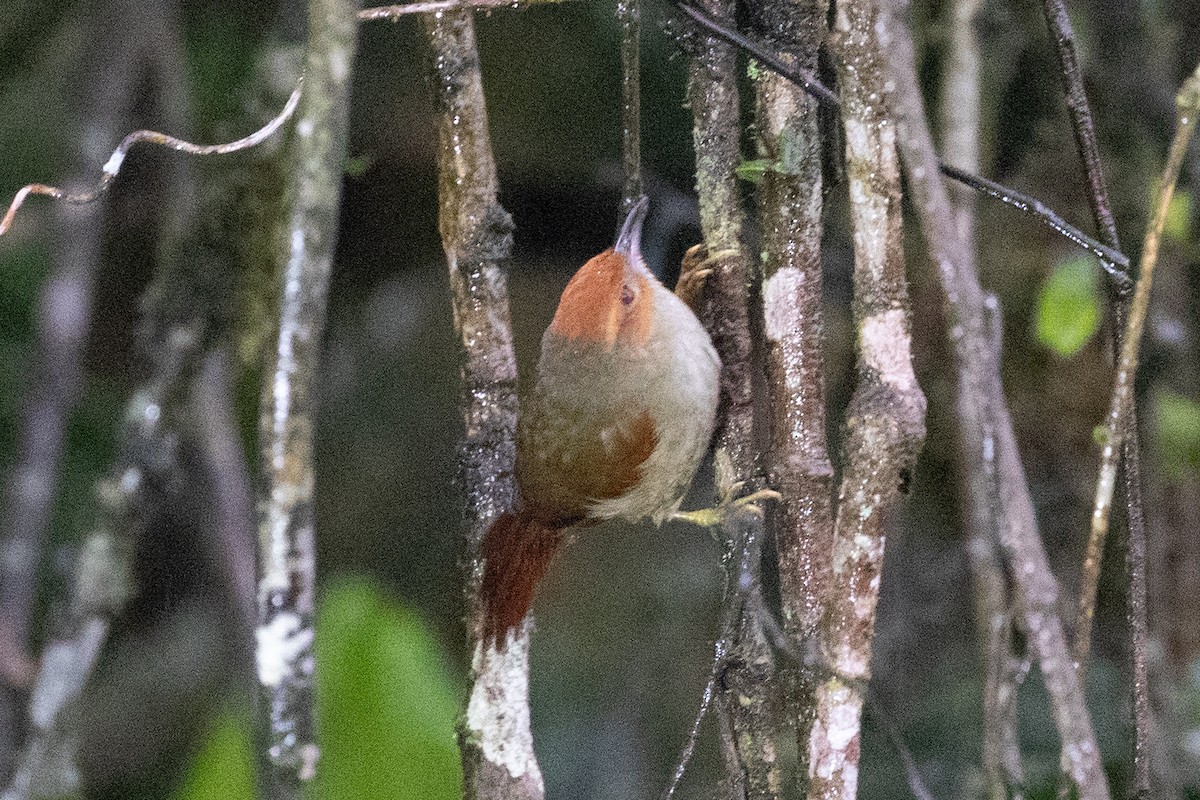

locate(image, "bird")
[[480, 197, 722, 648]]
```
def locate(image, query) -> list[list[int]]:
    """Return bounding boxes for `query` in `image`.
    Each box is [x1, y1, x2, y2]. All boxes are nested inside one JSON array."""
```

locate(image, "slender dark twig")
[[1039, 0, 1121, 249], [359, 0, 565, 17], [1036, 3, 1149, 795], [660, 590, 729, 800], [1086, 63, 1200, 800], [938, 164, 1130, 283], [617, 0, 643, 220]]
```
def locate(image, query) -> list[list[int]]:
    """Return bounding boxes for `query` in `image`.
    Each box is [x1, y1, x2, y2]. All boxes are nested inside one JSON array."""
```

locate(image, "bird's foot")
[[675, 244, 738, 315], [672, 487, 782, 528]]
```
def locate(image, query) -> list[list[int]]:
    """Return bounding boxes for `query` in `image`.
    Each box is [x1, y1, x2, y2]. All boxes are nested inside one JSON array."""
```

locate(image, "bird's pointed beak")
[[614, 196, 649, 263]]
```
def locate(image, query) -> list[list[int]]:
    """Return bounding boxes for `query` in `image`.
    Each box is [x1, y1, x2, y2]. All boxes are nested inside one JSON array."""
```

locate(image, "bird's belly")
[[521, 289, 721, 525]]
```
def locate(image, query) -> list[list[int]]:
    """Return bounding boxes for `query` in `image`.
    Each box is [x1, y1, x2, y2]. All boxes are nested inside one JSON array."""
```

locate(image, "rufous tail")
[[480, 509, 565, 648]]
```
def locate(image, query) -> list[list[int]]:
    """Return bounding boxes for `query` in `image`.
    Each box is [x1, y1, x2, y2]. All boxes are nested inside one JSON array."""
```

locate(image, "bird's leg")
[[672, 481, 782, 528]]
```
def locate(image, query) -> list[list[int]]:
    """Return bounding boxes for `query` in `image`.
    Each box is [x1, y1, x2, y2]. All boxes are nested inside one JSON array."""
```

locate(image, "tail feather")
[[480, 510, 564, 648]]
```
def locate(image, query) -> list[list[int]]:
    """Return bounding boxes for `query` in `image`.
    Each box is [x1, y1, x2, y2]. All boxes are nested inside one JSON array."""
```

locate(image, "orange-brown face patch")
[[549, 250, 655, 350]]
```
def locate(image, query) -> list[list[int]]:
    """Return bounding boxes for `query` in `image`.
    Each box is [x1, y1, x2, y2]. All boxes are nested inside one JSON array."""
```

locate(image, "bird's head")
[[548, 197, 656, 352]]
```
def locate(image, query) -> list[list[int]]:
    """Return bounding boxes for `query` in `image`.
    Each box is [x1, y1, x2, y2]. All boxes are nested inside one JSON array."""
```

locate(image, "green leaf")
[[1154, 390, 1200, 480], [1165, 191, 1192, 242], [171, 579, 462, 800], [735, 159, 771, 184], [310, 578, 462, 800], [173, 711, 255, 800], [1035, 257, 1101, 357]]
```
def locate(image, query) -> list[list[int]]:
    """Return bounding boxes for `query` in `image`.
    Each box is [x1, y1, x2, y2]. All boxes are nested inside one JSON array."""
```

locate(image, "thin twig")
[[1038, 0, 1122, 250], [254, 1, 356, 795], [881, 3, 1112, 797], [937, 1, 1024, 795], [661, 637, 725, 800], [618, 0, 643, 219], [358, 0, 563, 17], [937, 164, 1130, 284], [1086, 63, 1200, 800], [0, 80, 302, 237], [1038, 4, 1150, 796]]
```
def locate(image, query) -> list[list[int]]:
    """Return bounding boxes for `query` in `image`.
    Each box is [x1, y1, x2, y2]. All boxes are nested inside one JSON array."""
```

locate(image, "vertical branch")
[[0, 2, 143, 778], [937, 1, 1024, 797], [1087, 63, 1200, 800], [618, 0, 643, 216], [750, 0, 833, 786], [881, 5, 1112, 799], [1038, 4, 1149, 794], [809, 0, 927, 797], [419, 12, 540, 800], [255, 0, 358, 795], [683, 2, 783, 795], [1038, 0, 1121, 248]]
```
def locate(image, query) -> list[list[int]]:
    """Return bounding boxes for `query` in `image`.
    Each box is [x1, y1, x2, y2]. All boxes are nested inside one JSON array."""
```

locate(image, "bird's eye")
[[620, 285, 635, 306]]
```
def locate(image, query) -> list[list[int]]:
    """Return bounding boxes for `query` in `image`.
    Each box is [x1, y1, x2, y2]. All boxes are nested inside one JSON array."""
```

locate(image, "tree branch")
[[679, 0, 784, 792], [807, 1, 928, 797], [418, 11, 539, 800], [254, 0, 358, 795], [746, 0, 833, 790], [881, 4, 1111, 798], [937, 1, 1024, 796], [1086, 61, 1200, 800]]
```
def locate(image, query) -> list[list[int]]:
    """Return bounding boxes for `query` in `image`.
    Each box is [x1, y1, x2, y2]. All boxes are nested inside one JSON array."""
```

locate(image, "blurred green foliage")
[[1035, 256, 1102, 358], [1165, 190, 1193, 242], [1154, 390, 1200, 480], [173, 579, 462, 800]]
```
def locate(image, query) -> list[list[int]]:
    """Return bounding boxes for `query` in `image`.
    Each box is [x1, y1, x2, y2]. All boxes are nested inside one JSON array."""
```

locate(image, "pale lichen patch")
[[466, 635, 545, 788], [255, 612, 313, 688], [861, 308, 918, 392]]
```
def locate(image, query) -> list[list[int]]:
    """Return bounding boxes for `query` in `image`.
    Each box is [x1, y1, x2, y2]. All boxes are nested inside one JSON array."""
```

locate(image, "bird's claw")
[[675, 243, 739, 314], [672, 488, 783, 528]]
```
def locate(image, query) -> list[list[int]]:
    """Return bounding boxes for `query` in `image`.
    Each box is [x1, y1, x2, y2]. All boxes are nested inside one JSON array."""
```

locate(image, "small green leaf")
[[172, 711, 255, 800], [1155, 390, 1200, 480], [736, 159, 771, 184], [171, 579, 462, 800], [1035, 257, 1101, 357], [310, 578, 462, 800], [1165, 191, 1192, 242], [344, 153, 374, 179]]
